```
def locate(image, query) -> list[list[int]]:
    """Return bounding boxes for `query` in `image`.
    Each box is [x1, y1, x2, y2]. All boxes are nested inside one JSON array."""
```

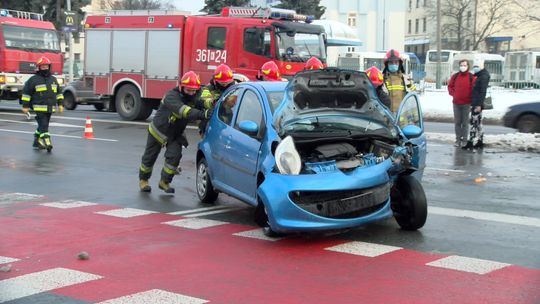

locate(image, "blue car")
[[196, 69, 428, 236]]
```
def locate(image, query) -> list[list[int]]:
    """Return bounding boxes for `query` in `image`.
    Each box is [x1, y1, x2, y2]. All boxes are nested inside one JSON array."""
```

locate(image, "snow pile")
[[427, 132, 540, 153]]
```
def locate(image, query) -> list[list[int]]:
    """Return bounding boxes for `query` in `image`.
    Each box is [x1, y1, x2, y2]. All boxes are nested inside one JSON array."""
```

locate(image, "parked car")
[[62, 78, 109, 111], [502, 101, 540, 133], [196, 69, 428, 236]]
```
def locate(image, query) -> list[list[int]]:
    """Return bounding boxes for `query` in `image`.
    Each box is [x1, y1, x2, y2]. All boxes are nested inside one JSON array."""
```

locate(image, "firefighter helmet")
[[36, 57, 52, 68], [305, 57, 324, 70], [260, 61, 282, 81], [365, 66, 384, 87], [213, 64, 234, 84], [180, 71, 201, 90], [384, 49, 402, 64]]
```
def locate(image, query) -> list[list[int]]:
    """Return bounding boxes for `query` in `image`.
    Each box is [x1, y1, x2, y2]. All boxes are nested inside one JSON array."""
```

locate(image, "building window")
[[347, 13, 357, 27], [423, 18, 426, 32], [467, 11, 472, 27], [409, 0, 412, 10], [424, 0, 428, 7], [408, 20, 412, 33], [416, 0, 420, 8], [415, 19, 419, 34], [100, 0, 105, 9], [207, 27, 226, 50], [536, 56, 540, 69]]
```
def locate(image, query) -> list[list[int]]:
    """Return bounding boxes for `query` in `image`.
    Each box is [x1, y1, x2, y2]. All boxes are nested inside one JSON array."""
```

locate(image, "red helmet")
[[384, 49, 402, 64], [213, 64, 234, 84], [180, 71, 201, 90], [260, 61, 282, 81], [305, 57, 324, 70], [36, 56, 52, 67], [365, 66, 384, 86]]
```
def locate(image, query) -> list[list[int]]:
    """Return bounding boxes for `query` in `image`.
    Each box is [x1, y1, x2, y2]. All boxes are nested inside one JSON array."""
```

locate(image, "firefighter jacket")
[[200, 80, 233, 109], [383, 72, 416, 112], [20, 73, 64, 113], [148, 86, 208, 146]]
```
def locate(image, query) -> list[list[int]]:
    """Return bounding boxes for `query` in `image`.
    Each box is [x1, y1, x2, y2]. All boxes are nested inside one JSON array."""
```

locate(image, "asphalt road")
[[0, 102, 539, 303]]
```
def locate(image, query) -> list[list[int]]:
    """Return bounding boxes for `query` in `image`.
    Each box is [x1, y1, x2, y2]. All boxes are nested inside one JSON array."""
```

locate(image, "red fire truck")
[[0, 9, 64, 101], [83, 7, 329, 120]]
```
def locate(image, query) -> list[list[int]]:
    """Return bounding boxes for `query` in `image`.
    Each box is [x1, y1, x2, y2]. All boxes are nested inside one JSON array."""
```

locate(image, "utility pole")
[[436, 0, 441, 89], [66, 0, 74, 83]]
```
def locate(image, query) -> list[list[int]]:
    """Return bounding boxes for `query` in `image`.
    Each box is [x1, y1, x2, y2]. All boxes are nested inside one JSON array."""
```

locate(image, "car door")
[[220, 89, 265, 203], [396, 93, 427, 180]]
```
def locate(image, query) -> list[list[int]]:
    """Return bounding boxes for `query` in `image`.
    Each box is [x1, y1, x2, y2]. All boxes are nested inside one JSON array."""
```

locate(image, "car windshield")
[[275, 31, 325, 63], [266, 91, 285, 113], [2, 25, 61, 52]]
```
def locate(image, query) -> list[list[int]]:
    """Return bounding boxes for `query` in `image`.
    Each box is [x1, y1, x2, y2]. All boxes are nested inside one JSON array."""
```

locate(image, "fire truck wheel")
[[62, 92, 77, 110], [115, 84, 145, 121]]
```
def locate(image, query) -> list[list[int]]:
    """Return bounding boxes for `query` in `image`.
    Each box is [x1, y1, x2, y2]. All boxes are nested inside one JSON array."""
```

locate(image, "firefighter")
[[304, 56, 324, 70], [365, 66, 391, 108], [382, 49, 416, 112], [20, 56, 64, 152], [258, 61, 284, 81], [138, 71, 212, 193]]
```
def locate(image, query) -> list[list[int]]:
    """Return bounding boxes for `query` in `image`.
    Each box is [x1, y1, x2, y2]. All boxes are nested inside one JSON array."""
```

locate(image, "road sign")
[[63, 11, 78, 32]]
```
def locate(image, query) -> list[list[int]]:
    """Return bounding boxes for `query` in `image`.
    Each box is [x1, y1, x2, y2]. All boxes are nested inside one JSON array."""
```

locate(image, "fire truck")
[[83, 7, 329, 120], [0, 9, 64, 101]]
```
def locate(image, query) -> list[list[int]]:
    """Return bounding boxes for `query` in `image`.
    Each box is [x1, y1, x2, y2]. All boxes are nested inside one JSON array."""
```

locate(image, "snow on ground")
[[419, 87, 540, 153]]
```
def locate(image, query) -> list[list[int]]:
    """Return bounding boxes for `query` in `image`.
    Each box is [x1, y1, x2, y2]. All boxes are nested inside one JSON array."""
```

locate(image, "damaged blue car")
[[196, 69, 427, 236]]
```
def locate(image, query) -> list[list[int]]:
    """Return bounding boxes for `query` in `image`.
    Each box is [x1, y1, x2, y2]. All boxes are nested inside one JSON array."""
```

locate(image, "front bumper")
[[258, 160, 394, 233]]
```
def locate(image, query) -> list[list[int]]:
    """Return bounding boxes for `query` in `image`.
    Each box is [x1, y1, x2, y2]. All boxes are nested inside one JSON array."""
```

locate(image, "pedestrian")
[[138, 71, 212, 193], [448, 59, 475, 147], [20, 56, 64, 152], [463, 59, 490, 150], [304, 56, 324, 70], [382, 49, 416, 112], [365, 66, 391, 108], [258, 61, 285, 81]]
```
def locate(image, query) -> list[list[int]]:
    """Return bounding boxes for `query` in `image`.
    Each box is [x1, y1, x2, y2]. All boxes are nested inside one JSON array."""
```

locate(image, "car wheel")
[[94, 103, 105, 111], [63, 91, 77, 110], [254, 199, 283, 238], [516, 114, 540, 133], [391, 175, 427, 231], [196, 158, 218, 204]]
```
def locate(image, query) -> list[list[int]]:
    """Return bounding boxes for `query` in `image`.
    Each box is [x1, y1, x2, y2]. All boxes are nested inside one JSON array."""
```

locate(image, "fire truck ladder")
[[0, 8, 43, 20]]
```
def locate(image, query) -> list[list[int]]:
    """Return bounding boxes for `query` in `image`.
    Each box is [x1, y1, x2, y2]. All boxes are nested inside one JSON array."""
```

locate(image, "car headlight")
[[57, 78, 65, 85], [6, 76, 17, 83], [275, 135, 301, 175]]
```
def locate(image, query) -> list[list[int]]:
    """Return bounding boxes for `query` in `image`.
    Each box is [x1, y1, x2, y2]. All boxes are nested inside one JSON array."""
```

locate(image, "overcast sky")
[[173, 0, 205, 14]]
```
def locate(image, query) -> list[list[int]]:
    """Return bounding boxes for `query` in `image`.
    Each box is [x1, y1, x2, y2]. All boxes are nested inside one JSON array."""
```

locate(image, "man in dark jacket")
[[20, 57, 64, 152], [463, 59, 490, 150], [448, 59, 475, 147], [138, 71, 213, 193]]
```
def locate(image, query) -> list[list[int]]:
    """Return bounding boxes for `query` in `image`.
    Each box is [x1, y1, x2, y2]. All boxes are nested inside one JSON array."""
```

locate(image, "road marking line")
[[162, 218, 229, 230], [0, 119, 84, 128], [167, 205, 231, 215], [325, 241, 402, 257], [429, 206, 540, 228], [0, 192, 43, 202], [97, 289, 208, 304], [426, 167, 466, 173], [0, 128, 117, 142], [183, 207, 246, 218], [0, 267, 102, 303], [426, 255, 511, 275], [94, 208, 157, 218], [40, 200, 98, 209], [233, 228, 285, 242], [0, 256, 19, 264]]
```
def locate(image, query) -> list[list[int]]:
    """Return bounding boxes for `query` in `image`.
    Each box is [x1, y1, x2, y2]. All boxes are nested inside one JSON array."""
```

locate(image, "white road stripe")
[[0, 119, 84, 128], [325, 241, 402, 257], [167, 205, 231, 215], [0, 267, 102, 303], [233, 228, 285, 241], [97, 289, 208, 304], [0, 193, 43, 202], [162, 218, 228, 230], [0, 128, 117, 142], [40, 200, 97, 209], [0, 256, 19, 264], [426, 255, 511, 275], [95, 208, 157, 218], [426, 167, 466, 173], [429, 206, 540, 228], [182, 207, 246, 218]]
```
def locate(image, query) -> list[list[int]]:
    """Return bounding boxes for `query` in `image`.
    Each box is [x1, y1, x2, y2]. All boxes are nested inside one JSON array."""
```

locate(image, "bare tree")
[[471, 0, 512, 50], [509, 0, 540, 37], [106, 0, 175, 10]]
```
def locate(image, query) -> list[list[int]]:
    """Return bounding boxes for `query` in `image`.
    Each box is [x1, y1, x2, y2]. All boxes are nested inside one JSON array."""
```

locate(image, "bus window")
[[428, 51, 450, 62]]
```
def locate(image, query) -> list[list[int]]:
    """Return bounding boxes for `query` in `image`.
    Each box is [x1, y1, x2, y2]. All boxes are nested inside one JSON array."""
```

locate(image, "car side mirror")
[[402, 124, 422, 138], [239, 120, 259, 137]]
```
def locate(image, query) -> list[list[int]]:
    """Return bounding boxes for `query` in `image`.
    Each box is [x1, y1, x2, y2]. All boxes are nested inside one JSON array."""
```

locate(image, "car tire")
[[94, 103, 105, 111], [391, 175, 427, 231], [516, 114, 540, 133], [63, 91, 77, 110], [196, 157, 218, 204], [254, 200, 268, 227], [115, 84, 150, 121]]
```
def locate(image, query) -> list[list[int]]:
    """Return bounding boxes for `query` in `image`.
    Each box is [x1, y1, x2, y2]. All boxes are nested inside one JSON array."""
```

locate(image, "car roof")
[[240, 81, 288, 93]]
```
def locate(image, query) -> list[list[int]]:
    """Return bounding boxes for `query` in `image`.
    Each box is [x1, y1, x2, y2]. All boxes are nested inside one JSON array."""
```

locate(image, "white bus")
[[336, 51, 412, 80], [424, 50, 460, 83], [503, 51, 540, 89], [451, 52, 505, 86]]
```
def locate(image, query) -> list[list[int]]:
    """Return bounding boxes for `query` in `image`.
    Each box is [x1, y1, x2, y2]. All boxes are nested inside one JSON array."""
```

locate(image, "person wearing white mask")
[[463, 59, 490, 150], [382, 49, 416, 112], [448, 59, 475, 147]]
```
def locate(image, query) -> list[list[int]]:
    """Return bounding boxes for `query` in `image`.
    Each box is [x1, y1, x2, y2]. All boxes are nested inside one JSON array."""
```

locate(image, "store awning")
[[486, 36, 512, 42], [405, 38, 430, 45]]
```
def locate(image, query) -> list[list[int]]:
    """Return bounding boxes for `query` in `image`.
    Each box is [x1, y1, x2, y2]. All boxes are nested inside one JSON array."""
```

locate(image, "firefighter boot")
[[139, 180, 151, 192], [33, 133, 41, 149], [158, 180, 175, 194], [44, 136, 53, 152], [37, 137, 48, 150], [461, 141, 474, 151], [473, 140, 484, 149]]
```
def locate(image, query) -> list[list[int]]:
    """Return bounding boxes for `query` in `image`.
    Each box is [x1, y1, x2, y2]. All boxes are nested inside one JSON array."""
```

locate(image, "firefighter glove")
[[58, 105, 64, 113], [21, 107, 29, 114], [201, 108, 214, 120]]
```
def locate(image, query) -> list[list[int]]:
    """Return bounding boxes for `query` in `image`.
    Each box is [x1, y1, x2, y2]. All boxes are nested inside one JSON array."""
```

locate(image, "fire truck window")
[[244, 28, 271, 57], [207, 27, 226, 50]]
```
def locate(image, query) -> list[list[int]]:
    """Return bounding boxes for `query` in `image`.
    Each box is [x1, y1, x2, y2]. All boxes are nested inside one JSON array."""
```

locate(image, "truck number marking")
[[196, 49, 227, 64]]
